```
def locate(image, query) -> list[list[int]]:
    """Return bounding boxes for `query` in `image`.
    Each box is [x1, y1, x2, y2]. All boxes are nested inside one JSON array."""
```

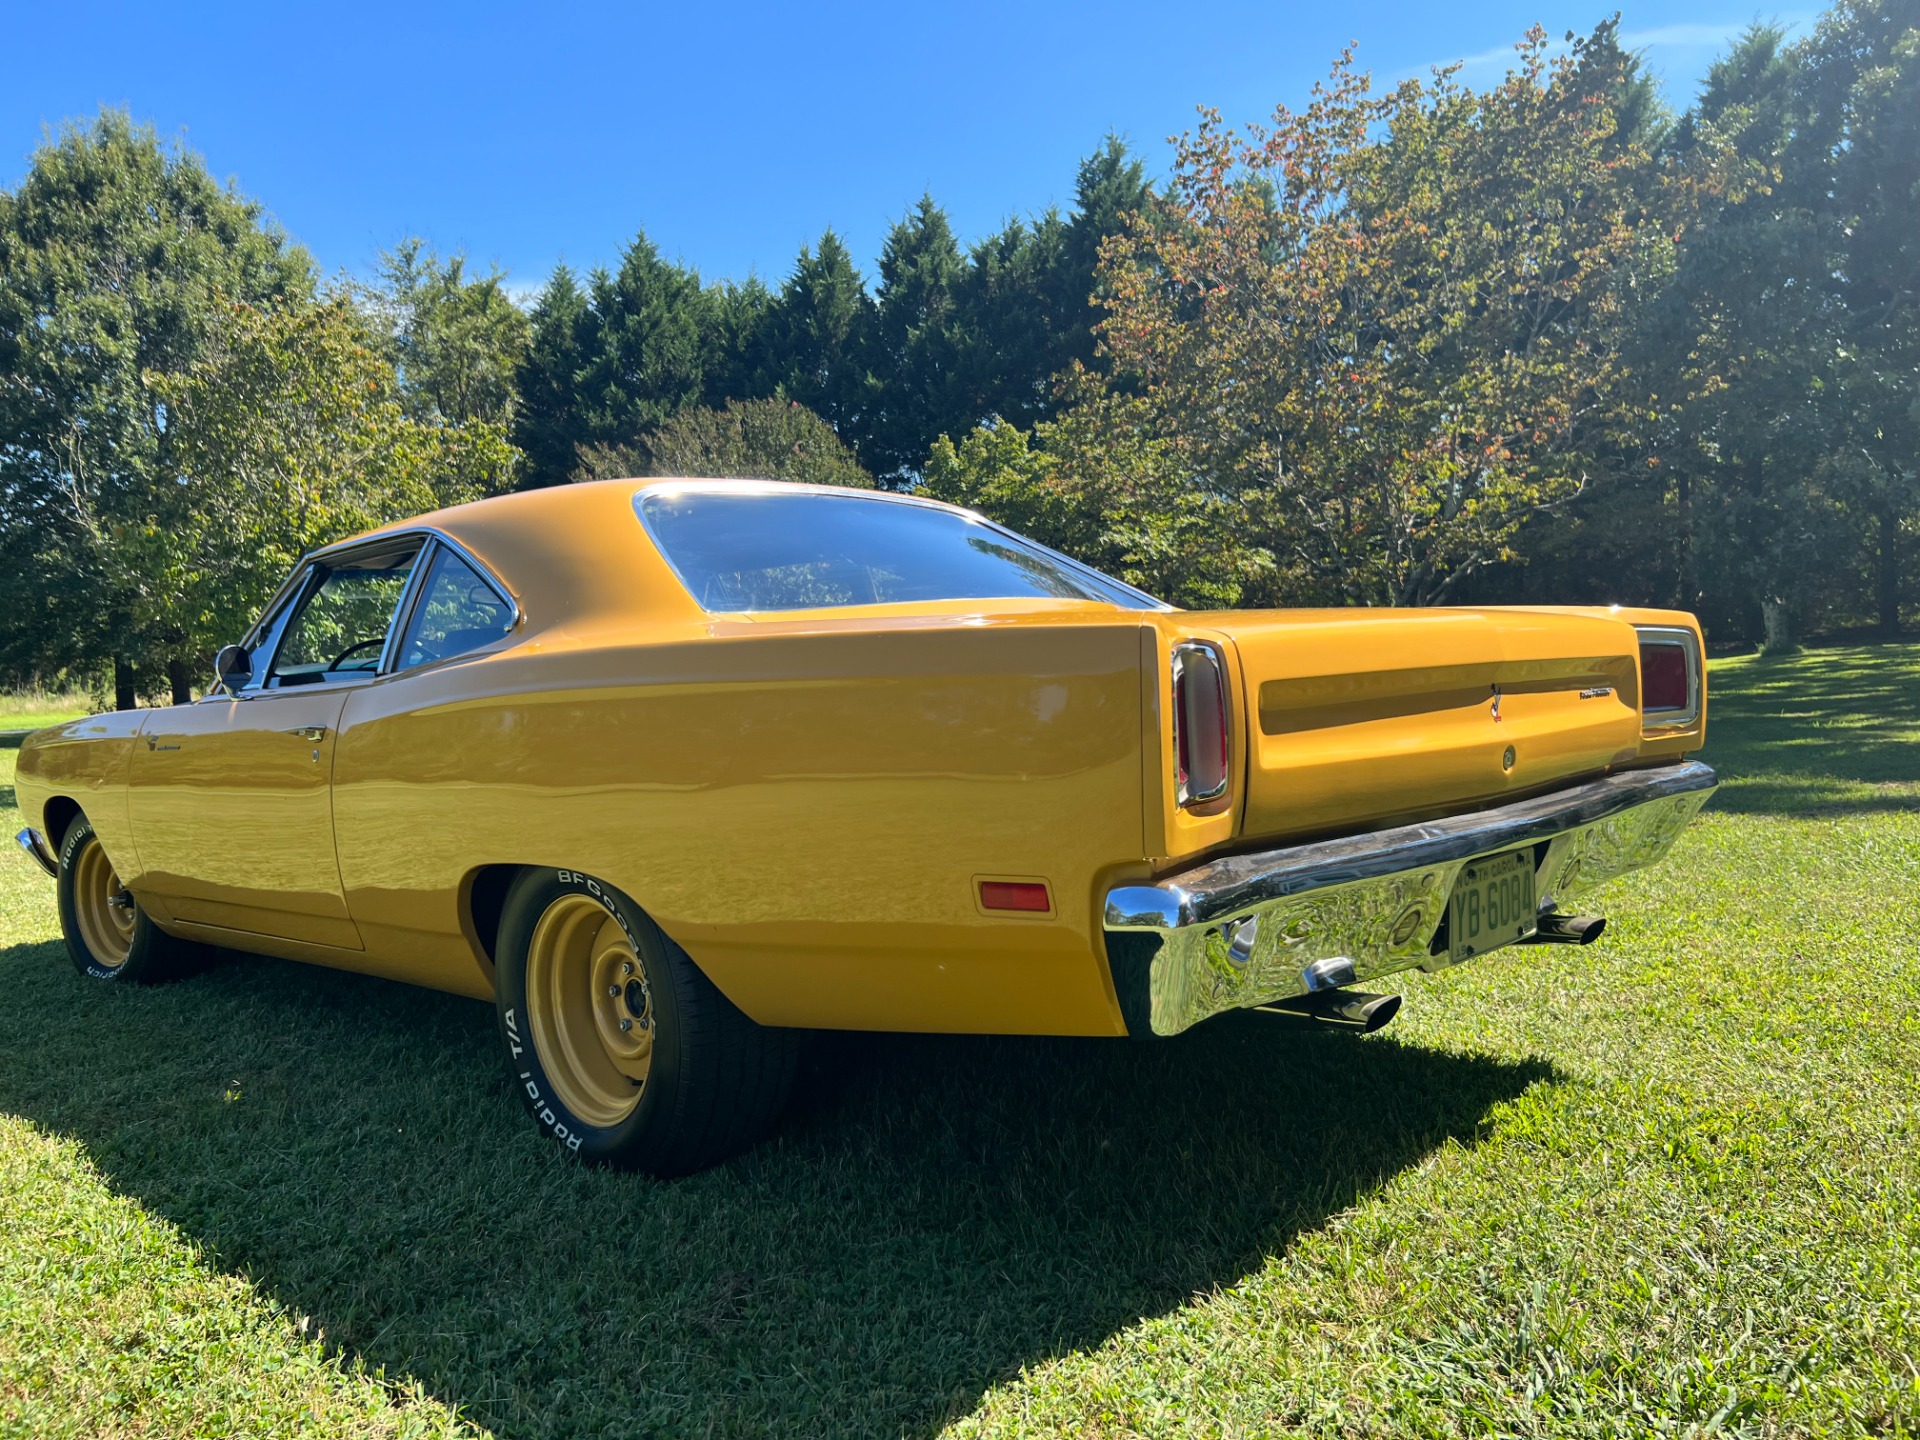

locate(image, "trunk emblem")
[[1489, 685, 1503, 723]]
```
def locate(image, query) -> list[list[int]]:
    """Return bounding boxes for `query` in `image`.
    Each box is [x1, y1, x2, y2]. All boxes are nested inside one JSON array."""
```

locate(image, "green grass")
[[0, 690, 94, 734], [1, 645, 1917, 1437]]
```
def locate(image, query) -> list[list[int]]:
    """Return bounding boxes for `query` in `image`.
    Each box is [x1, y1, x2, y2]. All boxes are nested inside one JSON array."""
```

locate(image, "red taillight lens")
[[1173, 643, 1229, 806], [1640, 642, 1690, 712], [979, 881, 1051, 913]]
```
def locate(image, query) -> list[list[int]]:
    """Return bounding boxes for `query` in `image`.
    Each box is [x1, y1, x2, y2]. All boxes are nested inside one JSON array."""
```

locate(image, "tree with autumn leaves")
[[946, 23, 1684, 610], [938, 3, 1917, 642], [4, 2, 1915, 697]]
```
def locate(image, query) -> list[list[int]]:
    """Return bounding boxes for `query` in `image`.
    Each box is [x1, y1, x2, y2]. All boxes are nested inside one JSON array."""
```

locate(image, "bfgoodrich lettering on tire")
[[493, 867, 798, 1176], [56, 816, 200, 984]]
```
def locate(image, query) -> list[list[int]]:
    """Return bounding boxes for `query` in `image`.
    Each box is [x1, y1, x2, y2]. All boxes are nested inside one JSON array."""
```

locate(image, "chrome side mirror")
[[213, 644, 252, 692]]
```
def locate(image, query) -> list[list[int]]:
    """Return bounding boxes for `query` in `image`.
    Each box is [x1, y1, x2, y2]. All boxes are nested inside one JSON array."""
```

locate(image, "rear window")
[[635, 487, 1161, 613]]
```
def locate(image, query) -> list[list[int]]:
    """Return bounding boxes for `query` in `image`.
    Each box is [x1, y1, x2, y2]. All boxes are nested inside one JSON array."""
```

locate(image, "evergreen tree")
[[767, 230, 874, 444], [512, 265, 593, 489], [1060, 135, 1154, 373], [574, 231, 710, 449], [863, 196, 969, 481], [955, 210, 1073, 429], [702, 276, 777, 408]]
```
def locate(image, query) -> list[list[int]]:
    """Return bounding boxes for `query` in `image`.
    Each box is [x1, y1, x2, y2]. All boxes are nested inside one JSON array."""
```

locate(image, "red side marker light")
[[980, 881, 1051, 913]]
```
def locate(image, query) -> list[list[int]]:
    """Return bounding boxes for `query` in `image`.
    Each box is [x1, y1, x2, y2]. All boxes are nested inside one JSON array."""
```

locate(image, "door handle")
[[281, 726, 330, 743]]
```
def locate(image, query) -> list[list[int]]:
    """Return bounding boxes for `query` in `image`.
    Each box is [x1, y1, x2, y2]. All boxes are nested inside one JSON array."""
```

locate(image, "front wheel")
[[494, 868, 798, 1176], [57, 817, 199, 983]]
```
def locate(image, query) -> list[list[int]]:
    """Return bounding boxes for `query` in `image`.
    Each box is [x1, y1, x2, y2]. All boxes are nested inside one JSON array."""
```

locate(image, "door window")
[[396, 547, 515, 669], [267, 545, 421, 687]]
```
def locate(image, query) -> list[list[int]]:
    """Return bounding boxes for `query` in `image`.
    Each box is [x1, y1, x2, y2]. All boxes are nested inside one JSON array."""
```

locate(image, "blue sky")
[[3, 2, 1809, 297]]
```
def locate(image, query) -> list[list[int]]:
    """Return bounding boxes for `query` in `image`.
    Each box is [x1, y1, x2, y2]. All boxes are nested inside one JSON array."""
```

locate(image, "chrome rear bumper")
[[1104, 761, 1717, 1036], [15, 827, 57, 878]]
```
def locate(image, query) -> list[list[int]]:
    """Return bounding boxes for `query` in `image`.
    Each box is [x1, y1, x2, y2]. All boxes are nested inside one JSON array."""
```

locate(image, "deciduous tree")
[[1098, 26, 1680, 606], [137, 297, 514, 666], [366, 238, 530, 431], [0, 110, 313, 703], [575, 396, 872, 490]]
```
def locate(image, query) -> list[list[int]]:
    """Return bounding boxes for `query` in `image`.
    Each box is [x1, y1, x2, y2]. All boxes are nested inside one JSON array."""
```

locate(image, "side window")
[[396, 547, 514, 670], [267, 545, 421, 688]]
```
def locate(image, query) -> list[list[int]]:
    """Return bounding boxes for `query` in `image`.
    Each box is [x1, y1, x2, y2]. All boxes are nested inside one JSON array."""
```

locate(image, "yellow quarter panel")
[[332, 619, 1145, 1033]]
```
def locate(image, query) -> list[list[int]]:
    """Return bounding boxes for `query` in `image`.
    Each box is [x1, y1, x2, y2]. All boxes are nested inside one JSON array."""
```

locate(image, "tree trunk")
[[1878, 502, 1902, 636], [113, 656, 136, 712], [1675, 472, 1693, 610], [166, 657, 193, 707], [1760, 596, 1799, 655]]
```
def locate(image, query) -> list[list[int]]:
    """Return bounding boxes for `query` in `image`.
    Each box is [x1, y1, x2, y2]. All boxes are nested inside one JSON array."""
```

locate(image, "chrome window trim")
[[631, 480, 1171, 615], [224, 527, 521, 696], [385, 537, 525, 675], [379, 537, 441, 675], [1633, 624, 1703, 729], [257, 534, 422, 691], [222, 564, 321, 698]]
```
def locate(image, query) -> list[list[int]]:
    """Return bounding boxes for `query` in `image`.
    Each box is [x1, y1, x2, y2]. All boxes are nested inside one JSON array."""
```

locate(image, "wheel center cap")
[[623, 978, 647, 1017]]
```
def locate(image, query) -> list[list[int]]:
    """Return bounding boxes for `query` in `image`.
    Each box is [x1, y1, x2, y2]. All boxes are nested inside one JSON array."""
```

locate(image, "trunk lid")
[[1192, 607, 1645, 842]]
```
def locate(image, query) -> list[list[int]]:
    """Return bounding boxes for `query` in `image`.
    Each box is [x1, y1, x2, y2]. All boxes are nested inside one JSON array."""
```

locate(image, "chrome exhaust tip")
[[1259, 989, 1403, 1033], [1523, 912, 1606, 945]]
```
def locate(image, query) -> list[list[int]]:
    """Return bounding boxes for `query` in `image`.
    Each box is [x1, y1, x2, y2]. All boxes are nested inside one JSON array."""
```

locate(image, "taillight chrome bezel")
[[1171, 640, 1231, 807], [1633, 624, 1703, 729]]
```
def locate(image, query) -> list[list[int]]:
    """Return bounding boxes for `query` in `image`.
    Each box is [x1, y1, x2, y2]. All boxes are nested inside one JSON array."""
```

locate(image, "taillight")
[[1634, 626, 1700, 723], [1172, 642, 1229, 806]]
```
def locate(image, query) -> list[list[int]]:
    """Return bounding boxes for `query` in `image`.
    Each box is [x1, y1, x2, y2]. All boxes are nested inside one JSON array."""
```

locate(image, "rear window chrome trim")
[[631, 481, 1169, 615]]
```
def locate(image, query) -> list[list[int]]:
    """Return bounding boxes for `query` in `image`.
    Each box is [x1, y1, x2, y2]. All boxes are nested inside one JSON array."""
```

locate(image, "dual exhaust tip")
[[1257, 910, 1606, 1035], [1260, 989, 1403, 1033]]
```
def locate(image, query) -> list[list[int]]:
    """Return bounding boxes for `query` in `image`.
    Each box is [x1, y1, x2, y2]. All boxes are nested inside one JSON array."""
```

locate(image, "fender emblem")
[[1489, 685, 1503, 723], [1579, 686, 1614, 700]]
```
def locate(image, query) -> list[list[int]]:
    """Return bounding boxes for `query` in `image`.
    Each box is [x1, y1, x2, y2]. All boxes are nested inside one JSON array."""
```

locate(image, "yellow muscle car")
[[13, 479, 1716, 1174]]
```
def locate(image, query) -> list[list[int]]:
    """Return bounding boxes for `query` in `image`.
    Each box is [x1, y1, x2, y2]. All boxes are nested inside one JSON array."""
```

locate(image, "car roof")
[[324, 478, 1011, 633]]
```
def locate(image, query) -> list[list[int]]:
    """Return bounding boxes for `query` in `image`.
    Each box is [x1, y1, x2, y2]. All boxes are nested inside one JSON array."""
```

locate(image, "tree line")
[[2, 0, 1914, 704]]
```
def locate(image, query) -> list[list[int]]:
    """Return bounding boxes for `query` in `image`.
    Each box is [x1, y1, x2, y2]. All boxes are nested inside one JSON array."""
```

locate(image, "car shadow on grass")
[[0, 938, 1554, 1439]]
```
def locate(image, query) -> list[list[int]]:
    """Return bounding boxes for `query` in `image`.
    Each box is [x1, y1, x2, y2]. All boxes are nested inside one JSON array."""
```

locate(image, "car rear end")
[[1106, 605, 1715, 1036]]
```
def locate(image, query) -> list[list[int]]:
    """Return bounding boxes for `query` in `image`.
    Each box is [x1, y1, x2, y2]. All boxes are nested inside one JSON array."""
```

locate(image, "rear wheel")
[[494, 868, 798, 1176], [57, 817, 198, 983]]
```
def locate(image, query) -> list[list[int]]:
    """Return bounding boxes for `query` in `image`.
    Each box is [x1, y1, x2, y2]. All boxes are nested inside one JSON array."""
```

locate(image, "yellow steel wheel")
[[522, 895, 655, 1128], [70, 833, 135, 971]]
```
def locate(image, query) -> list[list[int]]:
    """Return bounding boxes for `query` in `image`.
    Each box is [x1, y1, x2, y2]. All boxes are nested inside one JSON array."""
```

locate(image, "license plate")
[[1449, 849, 1537, 963]]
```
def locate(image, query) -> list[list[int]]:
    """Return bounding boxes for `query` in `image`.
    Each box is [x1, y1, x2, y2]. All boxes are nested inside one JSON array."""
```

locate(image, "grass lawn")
[[0, 691, 94, 734], [1, 645, 1915, 1437]]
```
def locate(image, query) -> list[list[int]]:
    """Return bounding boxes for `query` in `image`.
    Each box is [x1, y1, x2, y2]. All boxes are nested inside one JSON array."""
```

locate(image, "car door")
[[127, 537, 425, 949]]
